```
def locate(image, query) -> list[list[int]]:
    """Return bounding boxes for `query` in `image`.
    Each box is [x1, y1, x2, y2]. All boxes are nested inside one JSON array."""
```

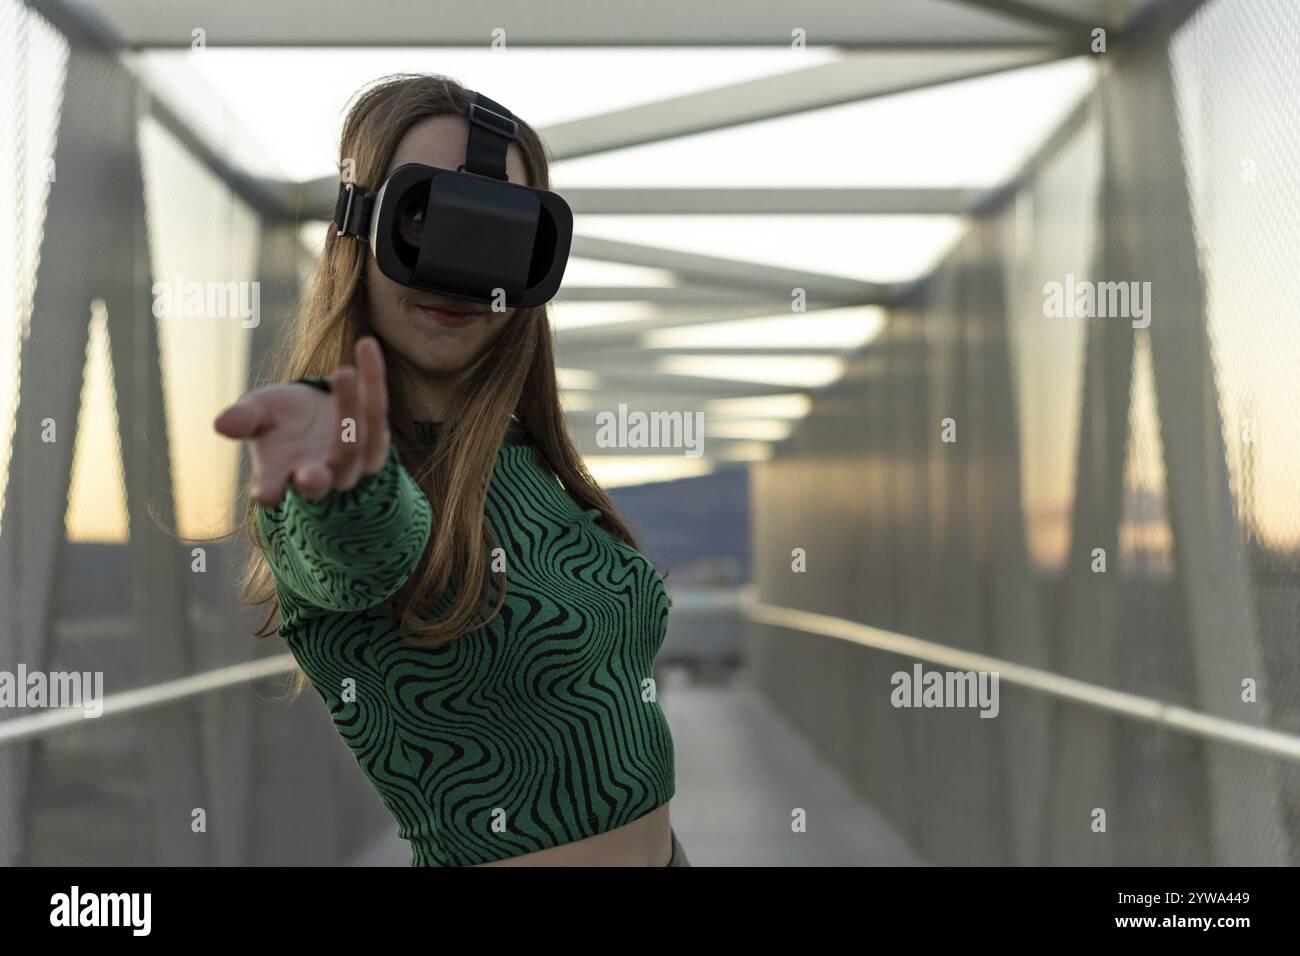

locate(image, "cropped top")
[[255, 382, 676, 865]]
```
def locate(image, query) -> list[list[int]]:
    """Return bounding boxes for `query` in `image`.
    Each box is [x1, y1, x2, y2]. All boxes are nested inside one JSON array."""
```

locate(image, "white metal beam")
[[298, 183, 990, 217], [543, 49, 1061, 160], [570, 235, 889, 303], [72, 0, 1059, 48]]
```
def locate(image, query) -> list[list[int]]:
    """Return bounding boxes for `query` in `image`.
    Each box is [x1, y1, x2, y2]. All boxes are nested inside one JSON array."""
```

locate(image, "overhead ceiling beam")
[[570, 235, 888, 303], [541, 48, 1063, 160], [561, 407, 794, 427], [565, 433, 768, 456], [286, 47, 1072, 219], [296, 182, 989, 217], [65, 0, 1060, 48], [555, 306, 785, 340], [562, 389, 806, 411], [27, 0, 300, 218], [560, 330, 930, 361], [558, 187, 986, 215], [554, 285, 780, 306], [31, 0, 1074, 232], [562, 369, 814, 398], [291, 48, 1058, 215], [564, 354, 847, 381], [948, 0, 1128, 35], [561, 346, 854, 362], [554, 299, 854, 350]]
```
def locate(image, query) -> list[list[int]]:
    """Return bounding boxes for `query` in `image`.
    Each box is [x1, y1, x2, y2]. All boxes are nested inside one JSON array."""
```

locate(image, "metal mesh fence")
[[23, 684, 392, 865], [0, 0, 69, 869], [0, 5, 389, 865], [1171, 0, 1300, 849], [749, 0, 1299, 865]]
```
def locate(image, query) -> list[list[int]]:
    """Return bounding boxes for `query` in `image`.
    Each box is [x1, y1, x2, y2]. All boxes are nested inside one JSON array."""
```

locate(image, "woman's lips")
[[413, 303, 482, 328]]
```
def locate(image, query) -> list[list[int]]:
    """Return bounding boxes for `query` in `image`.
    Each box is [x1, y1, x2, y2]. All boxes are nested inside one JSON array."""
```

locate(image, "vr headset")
[[332, 91, 572, 309]]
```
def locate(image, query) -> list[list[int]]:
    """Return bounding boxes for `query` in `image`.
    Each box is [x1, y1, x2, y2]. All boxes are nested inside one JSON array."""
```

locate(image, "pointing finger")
[[357, 337, 389, 474], [328, 365, 364, 490]]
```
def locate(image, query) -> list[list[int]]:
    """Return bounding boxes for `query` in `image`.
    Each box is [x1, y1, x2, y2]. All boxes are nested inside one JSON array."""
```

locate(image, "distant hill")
[[607, 463, 751, 587]]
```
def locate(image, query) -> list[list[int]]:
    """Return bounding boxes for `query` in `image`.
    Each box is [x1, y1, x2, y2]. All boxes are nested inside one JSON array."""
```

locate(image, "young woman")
[[214, 74, 687, 867]]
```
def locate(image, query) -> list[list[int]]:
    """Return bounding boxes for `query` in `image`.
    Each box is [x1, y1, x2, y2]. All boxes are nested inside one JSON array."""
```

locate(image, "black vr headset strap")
[[461, 92, 518, 182], [333, 181, 375, 240]]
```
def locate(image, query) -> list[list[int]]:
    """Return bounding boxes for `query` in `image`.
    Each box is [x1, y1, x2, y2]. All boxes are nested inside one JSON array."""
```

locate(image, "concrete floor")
[[350, 665, 922, 866], [661, 665, 922, 866]]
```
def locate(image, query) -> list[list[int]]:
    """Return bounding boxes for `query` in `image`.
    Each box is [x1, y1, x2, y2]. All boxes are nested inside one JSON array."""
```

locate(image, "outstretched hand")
[[214, 336, 391, 507]]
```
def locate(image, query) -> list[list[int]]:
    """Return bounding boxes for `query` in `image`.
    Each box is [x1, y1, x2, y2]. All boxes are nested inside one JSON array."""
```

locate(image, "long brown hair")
[[243, 73, 648, 700]]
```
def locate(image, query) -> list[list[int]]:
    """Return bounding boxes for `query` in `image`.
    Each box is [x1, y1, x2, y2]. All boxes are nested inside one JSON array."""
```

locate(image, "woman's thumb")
[[214, 394, 265, 439]]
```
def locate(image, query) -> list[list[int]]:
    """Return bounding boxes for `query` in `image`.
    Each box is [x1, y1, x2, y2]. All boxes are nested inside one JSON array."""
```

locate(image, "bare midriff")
[[472, 803, 673, 867]]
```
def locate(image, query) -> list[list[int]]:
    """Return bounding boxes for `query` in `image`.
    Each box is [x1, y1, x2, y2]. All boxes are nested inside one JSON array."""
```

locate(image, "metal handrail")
[[6, 597, 1298, 766], [0, 654, 298, 745], [746, 602, 1300, 764]]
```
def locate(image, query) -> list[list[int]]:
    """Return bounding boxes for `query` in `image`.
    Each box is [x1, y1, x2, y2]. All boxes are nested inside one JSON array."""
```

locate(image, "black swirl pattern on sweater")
[[256, 416, 675, 865]]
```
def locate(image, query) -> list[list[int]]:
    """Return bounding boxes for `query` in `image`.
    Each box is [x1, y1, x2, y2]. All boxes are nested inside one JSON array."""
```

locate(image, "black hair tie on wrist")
[[293, 376, 332, 393]]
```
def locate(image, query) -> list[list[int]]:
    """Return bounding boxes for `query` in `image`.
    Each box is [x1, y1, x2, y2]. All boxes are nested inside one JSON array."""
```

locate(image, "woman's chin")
[[415, 357, 471, 378], [377, 313, 496, 376], [405, 346, 477, 378], [402, 325, 479, 363]]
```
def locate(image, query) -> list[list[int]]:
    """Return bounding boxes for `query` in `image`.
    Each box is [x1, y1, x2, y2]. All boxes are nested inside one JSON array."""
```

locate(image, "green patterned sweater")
[[255, 382, 676, 865]]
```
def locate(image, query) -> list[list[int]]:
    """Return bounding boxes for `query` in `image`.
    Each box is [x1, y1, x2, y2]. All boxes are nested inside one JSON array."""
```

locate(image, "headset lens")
[[396, 194, 426, 247]]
